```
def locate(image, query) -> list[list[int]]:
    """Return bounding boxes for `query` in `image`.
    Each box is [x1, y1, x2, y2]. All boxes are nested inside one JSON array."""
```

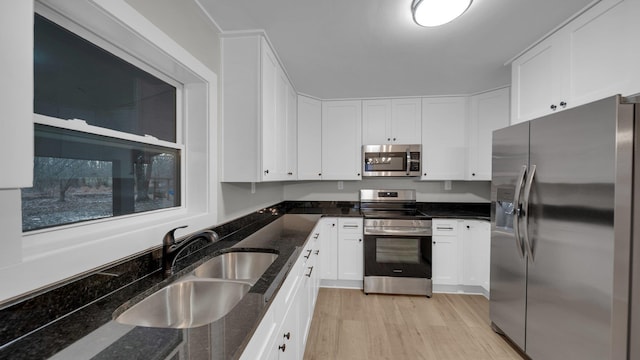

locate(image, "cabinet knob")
[[318, 173, 322, 177], [287, 172, 293, 175], [359, 238, 362, 242], [466, 225, 470, 229], [550, 104, 557, 111], [283, 332, 291, 340], [393, 137, 396, 141], [387, 138, 391, 141], [433, 241, 436, 244], [424, 173, 427, 176], [472, 173, 476, 176], [279, 344, 286, 352], [332, 223, 336, 227], [357, 173, 361, 176], [560, 101, 567, 108], [264, 169, 269, 175]]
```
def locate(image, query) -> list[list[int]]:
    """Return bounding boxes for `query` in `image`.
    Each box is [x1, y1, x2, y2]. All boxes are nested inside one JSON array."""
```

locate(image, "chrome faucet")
[[162, 225, 219, 277]]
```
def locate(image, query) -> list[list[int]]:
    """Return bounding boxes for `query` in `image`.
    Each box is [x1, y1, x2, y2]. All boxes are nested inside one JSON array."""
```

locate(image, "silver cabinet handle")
[[304, 249, 312, 259], [313, 233, 319, 239], [436, 226, 454, 231], [342, 224, 359, 228], [513, 165, 527, 259], [522, 164, 536, 263], [305, 266, 314, 277], [314, 250, 319, 255]]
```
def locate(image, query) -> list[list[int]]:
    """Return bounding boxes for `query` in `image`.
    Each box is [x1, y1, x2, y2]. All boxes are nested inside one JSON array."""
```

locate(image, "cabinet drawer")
[[432, 219, 458, 236], [338, 218, 363, 233]]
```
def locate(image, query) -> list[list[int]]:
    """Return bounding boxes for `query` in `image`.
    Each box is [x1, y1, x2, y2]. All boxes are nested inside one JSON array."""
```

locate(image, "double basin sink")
[[115, 251, 278, 329]]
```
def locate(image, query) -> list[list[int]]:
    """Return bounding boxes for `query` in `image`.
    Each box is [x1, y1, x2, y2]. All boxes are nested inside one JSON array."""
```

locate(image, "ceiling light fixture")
[[411, 0, 473, 27]]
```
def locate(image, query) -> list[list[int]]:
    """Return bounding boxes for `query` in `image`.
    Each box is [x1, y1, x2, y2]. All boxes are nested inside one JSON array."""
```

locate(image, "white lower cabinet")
[[240, 221, 323, 360], [432, 218, 491, 296], [460, 220, 491, 293], [337, 218, 363, 281], [319, 218, 338, 280], [432, 219, 460, 286]]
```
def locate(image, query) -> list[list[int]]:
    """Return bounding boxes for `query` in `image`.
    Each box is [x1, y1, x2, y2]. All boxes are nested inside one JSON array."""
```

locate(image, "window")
[[22, 14, 182, 232]]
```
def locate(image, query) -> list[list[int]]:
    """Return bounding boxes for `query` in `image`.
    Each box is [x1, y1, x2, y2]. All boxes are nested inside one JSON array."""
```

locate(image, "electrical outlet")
[[337, 181, 344, 190], [444, 180, 452, 191]]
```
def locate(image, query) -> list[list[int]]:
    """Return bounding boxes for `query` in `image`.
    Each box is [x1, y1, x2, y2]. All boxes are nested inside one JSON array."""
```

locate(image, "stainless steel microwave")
[[362, 144, 421, 177]]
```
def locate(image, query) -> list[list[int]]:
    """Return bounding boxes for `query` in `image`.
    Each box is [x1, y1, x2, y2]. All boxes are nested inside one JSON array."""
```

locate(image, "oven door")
[[363, 233, 432, 279]]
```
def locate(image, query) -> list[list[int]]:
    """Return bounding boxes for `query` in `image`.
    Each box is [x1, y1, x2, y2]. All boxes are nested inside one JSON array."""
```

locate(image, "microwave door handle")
[[406, 148, 411, 175]]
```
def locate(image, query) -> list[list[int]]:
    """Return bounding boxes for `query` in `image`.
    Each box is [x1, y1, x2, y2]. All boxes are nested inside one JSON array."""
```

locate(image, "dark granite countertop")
[[0, 200, 490, 360], [1, 213, 321, 360]]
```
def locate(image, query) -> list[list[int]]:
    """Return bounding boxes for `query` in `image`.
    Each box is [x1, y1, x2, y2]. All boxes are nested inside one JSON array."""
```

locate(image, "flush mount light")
[[411, 0, 473, 27]]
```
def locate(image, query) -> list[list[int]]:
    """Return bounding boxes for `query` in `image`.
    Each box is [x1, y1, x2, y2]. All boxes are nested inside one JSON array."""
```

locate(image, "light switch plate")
[[337, 181, 344, 190], [444, 180, 452, 191]]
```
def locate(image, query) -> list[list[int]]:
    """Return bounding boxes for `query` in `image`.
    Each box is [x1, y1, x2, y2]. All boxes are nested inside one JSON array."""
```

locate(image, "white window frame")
[[0, 0, 218, 303]]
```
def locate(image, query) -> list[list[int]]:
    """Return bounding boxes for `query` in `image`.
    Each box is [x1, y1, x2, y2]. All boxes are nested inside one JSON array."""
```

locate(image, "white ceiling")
[[197, 0, 596, 99]]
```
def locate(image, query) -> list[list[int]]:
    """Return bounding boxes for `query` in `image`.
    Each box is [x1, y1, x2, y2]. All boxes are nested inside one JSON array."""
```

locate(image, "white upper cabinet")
[[321, 100, 362, 180], [362, 98, 421, 144], [297, 95, 321, 180], [467, 88, 510, 180], [285, 83, 298, 179], [421, 97, 468, 180], [221, 34, 296, 182], [1, 1, 33, 189], [511, 33, 568, 124], [511, 0, 637, 124]]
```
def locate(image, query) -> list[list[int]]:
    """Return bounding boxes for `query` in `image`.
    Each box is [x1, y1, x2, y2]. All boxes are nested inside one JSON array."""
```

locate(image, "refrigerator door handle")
[[513, 165, 527, 259], [522, 164, 536, 263]]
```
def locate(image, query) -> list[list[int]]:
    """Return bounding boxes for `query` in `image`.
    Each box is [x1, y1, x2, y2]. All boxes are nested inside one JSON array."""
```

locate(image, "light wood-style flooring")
[[303, 288, 524, 360]]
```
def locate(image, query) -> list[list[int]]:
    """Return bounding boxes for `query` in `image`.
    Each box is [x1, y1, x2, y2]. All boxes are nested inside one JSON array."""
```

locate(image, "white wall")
[[125, 0, 221, 74], [284, 179, 490, 203]]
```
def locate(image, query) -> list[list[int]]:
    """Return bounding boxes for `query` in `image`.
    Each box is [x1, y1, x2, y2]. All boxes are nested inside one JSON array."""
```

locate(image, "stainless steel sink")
[[115, 279, 250, 329], [193, 251, 278, 285]]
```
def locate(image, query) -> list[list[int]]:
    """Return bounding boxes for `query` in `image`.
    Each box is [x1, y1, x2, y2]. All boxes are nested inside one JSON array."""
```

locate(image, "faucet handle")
[[163, 225, 188, 246]]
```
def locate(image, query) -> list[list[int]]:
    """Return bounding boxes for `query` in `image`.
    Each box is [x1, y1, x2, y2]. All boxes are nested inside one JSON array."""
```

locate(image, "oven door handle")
[[364, 227, 432, 236]]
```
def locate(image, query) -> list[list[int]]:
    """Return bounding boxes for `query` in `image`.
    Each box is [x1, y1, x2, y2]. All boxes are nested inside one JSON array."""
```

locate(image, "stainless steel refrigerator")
[[490, 95, 638, 360]]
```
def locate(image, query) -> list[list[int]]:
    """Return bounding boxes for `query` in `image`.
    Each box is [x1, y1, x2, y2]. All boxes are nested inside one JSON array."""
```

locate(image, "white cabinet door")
[[362, 98, 421, 145], [391, 98, 422, 144], [467, 88, 510, 180], [1, 0, 33, 188], [337, 218, 363, 281], [460, 220, 490, 291], [362, 99, 391, 144], [511, 33, 568, 124], [421, 97, 467, 180], [432, 219, 460, 286], [277, 292, 300, 360], [566, 0, 631, 106], [263, 60, 288, 181], [285, 83, 298, 180], [321, 100, 362, 180], [221, 35, 296, 182], [297, 95, 322, 180], [319, 218, 338, 280]]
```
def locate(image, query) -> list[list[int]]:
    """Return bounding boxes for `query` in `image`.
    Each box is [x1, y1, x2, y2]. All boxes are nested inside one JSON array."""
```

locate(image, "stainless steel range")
[[360, 189, 432, 297]]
